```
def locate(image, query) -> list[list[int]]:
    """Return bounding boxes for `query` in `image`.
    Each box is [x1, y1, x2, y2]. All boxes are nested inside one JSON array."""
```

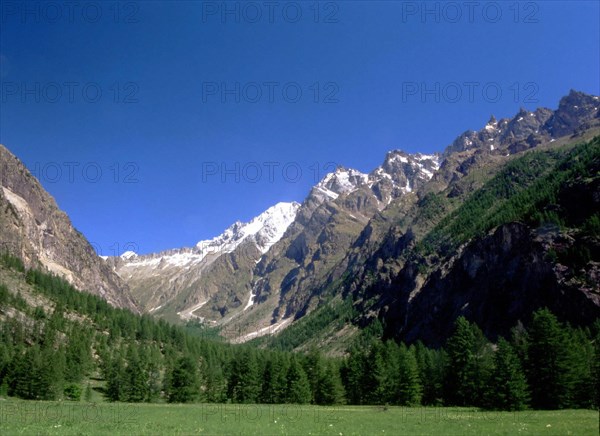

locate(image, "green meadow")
[[0, 399, 597, 435]]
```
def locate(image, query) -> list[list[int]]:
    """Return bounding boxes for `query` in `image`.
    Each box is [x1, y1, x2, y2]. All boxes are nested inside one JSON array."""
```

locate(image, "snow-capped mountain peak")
[[310, 151, 441, 207], [485, 115, 498, 131], [378, 149, 440, 181], [312, 167, 369, 201], [118, 202, 300, 271], [318, 167, 368, 193], [197, 201, 300, 255]]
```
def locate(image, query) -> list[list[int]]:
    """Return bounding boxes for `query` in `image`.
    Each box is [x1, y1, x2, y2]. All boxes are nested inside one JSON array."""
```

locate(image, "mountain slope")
[[116, 151, 440, 340], [1, 90, 598, 355], [0, 145, 138, 311], [355, 139, 600, 346], [111, 202, 300, 322], [115, 91, 600, 341], [252, 91, 600, 350], [110, 90, 600, 347], [253, 134, 600, 353]]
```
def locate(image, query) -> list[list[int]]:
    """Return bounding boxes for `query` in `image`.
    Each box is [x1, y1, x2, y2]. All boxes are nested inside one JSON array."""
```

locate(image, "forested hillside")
[[306, 135, 600, 347], [1, 252, 598, 410], [1, 100, 599, 412]]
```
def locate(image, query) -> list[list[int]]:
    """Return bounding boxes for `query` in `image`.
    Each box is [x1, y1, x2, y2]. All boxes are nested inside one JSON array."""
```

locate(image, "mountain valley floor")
[[0, 398, 597, 435]]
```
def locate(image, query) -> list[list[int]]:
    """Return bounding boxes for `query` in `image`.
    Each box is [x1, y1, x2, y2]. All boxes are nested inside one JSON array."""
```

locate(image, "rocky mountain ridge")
[[108, 201, 300, 316], [1, 89, 598, 348], [240, 89, 600, 345], [0, 144, 138, 312], [112, 146, 441, 333]]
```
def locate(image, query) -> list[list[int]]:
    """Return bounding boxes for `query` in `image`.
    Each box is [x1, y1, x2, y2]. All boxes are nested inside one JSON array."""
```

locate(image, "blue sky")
[[1, 1, 599, 255]]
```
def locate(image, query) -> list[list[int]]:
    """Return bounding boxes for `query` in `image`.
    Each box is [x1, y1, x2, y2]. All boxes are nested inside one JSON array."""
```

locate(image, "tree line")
[[0, 254, 598, 410]]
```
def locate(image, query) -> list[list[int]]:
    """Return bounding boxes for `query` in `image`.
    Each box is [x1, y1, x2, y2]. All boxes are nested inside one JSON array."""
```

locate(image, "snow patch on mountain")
[[120, 251, 137, 260], [177, 300, 208, 321], [233, 318, 293, 343], [244, 290, 256, 311]]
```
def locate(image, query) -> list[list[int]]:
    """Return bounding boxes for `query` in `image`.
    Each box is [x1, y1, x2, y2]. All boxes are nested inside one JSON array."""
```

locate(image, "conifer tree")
[[39, 345, 64, 400], [315, 361, 345, 405], [527, 308, 572, 409], [445, 316, 477, 406], [564, 326, 595, 408], [285, 356, 311, 404], [145, 346, 163, 403], [414, 342, 445, 406], [397, 344, 422, 406], [341, 347, 365, 404], [304, 347, 324, 404], [64, 328, 92, 383], [123, 346, 148, 402], [167, 355, 200, 403], [363, 341, 388, 404], [106, 353, 125, 402], [11, 346, 41, 399], [382, 341, 400, 404], [261, 355, 287, 404], [488, 338, 529, 410], [229, 349, 260, 403]]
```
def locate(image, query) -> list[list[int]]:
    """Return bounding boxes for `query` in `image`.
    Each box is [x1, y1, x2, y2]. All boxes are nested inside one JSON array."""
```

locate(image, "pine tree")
[[414, 342, 445, 406], [261, 356, 285, 404], [488, 338, 529, 410], [509, 322, 529, 366], [229, 349, 260, 403], [564, 326, 596, 408], [382, 341, 400, 404], [272, 354, 290, 403], [593, 320, 600, 409], [123, 346, 148, 402], [105, 354, 125, 402], [167, 355, 200, 403], [444, 316, 477, 406], [445, 316, 493, 406], [285, 357, 311, 404], [470, 324, 494, 406], [38, 345, 64, 400], [145, 346, 163, 403], [527, 308, 572, 409], [342, 347, 365, 404], [363, 341, 388, 404], [315, 361, 345, 405], [304, 347, 324, 404], [206, 363, 227, 403], [0, 379, 8, 398], [10, 346, 42, 399], [64, 328, 92, 383], [397, 344, 422, 406], [0, 342, 10, 386]]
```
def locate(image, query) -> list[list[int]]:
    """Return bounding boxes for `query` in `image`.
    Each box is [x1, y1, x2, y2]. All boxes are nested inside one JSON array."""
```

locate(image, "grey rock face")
[[0, 144, 138, 311]]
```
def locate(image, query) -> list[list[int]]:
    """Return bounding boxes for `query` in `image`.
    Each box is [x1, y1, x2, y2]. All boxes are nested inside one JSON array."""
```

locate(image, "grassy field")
[[0, 398, 597, 435]]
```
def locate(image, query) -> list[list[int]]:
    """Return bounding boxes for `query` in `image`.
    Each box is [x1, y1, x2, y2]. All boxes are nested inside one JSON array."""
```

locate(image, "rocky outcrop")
[[544, 90, 600, 137], [396, 223, 600, 346], [0, 144, 138, 311], [444, 90, 599, 157]]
